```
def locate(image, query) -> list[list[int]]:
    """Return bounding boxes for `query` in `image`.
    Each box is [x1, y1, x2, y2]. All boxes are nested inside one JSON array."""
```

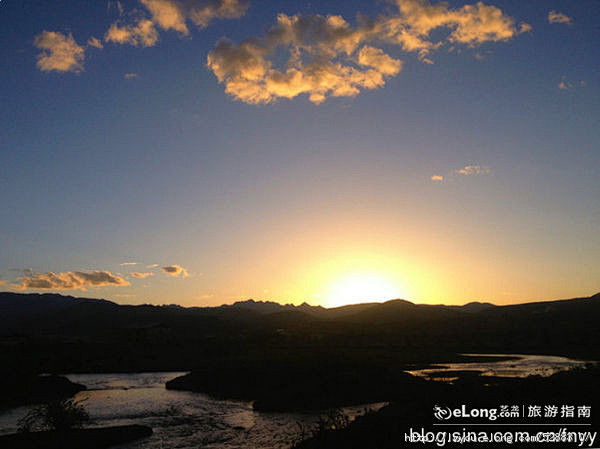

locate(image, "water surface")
[[0, 372, 383, 448], [407, 353, 592, 381]]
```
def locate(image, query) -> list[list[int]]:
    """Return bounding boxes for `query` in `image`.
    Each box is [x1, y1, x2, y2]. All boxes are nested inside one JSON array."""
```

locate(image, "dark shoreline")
[[292, 364, 600, 448], [0, 425, 152, 449]]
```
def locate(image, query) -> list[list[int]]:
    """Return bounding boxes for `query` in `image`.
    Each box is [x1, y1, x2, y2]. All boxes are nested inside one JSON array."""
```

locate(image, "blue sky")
[[1, 0, 598, 306]]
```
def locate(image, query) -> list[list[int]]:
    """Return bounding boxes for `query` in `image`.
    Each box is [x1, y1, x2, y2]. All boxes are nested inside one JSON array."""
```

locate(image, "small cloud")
[[104, 0, 248, 48], [558, 80, 571, 90], [196, 293, 215, 300], [131, 272, 154, 278], [140, 0, 249, 33], [105, 18, 159, 47], [120, 262, 138, 266], [146, 264, 159, 268], [124, 73, 139, 79], [558, 76, 583, 90], [108, 0, 125, 16], [548, 11, 573, 25], [34, 31, 85, 73], [162, 265, 189, 277], [87, 36, 104, 49], [0, 280, 6, 287], [455, 165, 491, 176], [430, 175, 444, 181], [519, 23, 533, 33], [14, 270, 130, 291]]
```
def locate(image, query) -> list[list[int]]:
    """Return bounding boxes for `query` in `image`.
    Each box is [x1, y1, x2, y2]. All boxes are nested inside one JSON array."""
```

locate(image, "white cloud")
[[120, 262, 138, 266], [162, 265, 189, 277], [548, 11, 573, 25], [34, 31, 85, 73], [430, 175, 444, 181], [208, 0, 528, 104], [14, 270, 130, 290]]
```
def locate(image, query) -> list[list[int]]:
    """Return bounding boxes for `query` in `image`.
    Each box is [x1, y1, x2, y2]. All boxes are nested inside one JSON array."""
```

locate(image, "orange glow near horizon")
[[323, 272, 406, 308]]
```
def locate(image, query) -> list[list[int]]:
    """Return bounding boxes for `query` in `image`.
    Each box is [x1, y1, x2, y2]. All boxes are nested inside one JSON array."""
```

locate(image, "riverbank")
[[0, 424, 152, 449], [166, 355, 431, 412], [292, 365, 600, 448], [0, 374, 85, 411]]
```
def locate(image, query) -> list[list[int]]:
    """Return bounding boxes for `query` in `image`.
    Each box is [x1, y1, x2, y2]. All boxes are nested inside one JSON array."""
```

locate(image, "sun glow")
[[324, 272, 405, 308]]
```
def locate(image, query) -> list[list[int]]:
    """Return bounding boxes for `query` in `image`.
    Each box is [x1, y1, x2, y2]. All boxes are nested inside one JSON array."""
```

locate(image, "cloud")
[[548, 11, 573, 25], [430, 175, 444, 181], [105, 18, 160, 47], [380, 0, 528, 54], [124, 73, 139, 79], [558, 76, 585, 90], [34, 31, 85, 73], [120, 262, 138, 266], [14, 270, 130, 291], [455, 165, 491, 175], [208, 0, 528, 104], [162, 265, 189, 277], [105, 0, 248, 47], [208, 14, 403, 104], [0, 280, 6, 287], [87, 36, 104, 49], [558, 80, 571, 90], [131, 272, 154, 278], [115, 293, 136, 298], [146, 264, 159, 268]]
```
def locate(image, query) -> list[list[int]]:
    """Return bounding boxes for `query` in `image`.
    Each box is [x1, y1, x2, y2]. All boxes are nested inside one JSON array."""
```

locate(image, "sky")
[[0, 0, 598, 307]]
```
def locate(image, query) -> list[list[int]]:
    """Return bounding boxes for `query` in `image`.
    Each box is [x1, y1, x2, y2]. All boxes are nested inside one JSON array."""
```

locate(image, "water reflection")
[[407, 353, 592, 381], [0, 372, 383, 449]]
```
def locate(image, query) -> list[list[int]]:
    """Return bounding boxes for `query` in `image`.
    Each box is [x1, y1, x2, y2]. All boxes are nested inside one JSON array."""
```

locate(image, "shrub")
[[18, 398, 89, 432]]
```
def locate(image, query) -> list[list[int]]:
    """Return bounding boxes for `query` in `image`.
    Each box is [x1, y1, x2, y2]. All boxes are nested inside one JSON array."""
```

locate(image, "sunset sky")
[[1, 0, 598, 307]]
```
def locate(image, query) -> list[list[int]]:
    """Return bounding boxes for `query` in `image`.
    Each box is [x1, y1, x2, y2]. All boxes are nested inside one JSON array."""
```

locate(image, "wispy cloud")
[[146, 264, 159, 268], [34, 31, 85, 73], [548, 11, 573, 25], [431, 165, 490, 181], [558, 76, 585, 90], [455, 165, 491, 176], [120, 262, 138, 266], [162, 265, 189, 277], [124, 73, 139, 79], [131, 272, 154, 278], [14, 270, 130, 290], [208, 0, 529, 104], [87, 36, 104, 49]]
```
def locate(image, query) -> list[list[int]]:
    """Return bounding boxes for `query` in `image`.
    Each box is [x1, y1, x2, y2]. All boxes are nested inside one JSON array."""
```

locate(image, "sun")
[[324, 272, 405, 308]]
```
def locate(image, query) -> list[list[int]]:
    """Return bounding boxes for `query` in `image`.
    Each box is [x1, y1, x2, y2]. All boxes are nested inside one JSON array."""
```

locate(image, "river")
[[0, 371, 383, 448]]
